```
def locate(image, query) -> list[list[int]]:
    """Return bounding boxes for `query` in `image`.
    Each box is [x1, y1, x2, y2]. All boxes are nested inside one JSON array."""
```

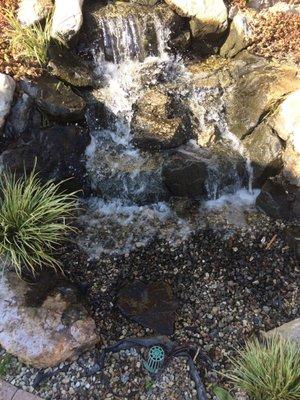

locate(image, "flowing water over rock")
[[77, 3, 259, 256]]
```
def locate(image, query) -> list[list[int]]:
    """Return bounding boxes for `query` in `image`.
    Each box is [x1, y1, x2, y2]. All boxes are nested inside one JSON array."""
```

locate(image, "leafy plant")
[[0, 354, 12, 376], [226, 336, 300, 400], [0, 170, 77, 276], [2, 8, 53, 65]]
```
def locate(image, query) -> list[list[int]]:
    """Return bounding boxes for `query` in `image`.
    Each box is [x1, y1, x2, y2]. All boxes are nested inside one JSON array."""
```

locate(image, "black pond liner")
[[33, 336, 209, 400], [95, 336, 209, 400]]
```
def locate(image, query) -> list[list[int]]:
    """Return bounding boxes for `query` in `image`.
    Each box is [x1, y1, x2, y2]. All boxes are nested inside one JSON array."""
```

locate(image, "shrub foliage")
[[2, 8, 52, 66], [227, 336, 300, 400], [0, 171, 77, 276]]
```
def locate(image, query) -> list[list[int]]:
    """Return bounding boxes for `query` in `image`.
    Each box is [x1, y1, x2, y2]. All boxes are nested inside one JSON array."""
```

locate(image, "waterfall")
[[78, 3, 259, 256]]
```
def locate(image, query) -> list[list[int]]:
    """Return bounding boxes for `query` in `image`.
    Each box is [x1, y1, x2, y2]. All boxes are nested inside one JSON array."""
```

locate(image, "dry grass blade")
[[226, 336, 300, 400], [1, 7, 52, 65]]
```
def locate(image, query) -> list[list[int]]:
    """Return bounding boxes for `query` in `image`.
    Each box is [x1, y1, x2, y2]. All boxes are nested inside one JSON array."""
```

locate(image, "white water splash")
[[79, 7, 259, 257]]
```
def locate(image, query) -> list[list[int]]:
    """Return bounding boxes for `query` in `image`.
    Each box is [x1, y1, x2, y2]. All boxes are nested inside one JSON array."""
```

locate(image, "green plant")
[[226, 336, 300, 400], [0, 354, 12, 376], [213, 385, 235, 400], [2, 8, 53, 65], [0, 170, 77, 276]]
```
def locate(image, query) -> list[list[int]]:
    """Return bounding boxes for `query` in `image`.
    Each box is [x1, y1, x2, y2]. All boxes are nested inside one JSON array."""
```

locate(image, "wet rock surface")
[[1, 125, 90, 192], [116, 281, 178, 335], [131, 89, 192, 151], [256, 177, 298, 220], [47, 46, 94, 88], [162, 143, 246, 199], [0, 272, 99, 369], [20, 75, 86, 122]]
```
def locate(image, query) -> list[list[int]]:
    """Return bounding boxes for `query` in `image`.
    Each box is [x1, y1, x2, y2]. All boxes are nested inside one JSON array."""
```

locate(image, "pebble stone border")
[[0, 380, 43, 400]]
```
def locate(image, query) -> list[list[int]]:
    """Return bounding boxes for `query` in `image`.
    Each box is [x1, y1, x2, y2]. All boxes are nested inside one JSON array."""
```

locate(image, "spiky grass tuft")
[[227, 336, 300, 400], [0, 170, 77, 276], [2, 8, 53, 65]]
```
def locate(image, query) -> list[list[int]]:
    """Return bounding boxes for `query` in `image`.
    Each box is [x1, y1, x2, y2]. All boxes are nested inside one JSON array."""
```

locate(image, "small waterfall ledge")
[[77, 2, 260, 257]]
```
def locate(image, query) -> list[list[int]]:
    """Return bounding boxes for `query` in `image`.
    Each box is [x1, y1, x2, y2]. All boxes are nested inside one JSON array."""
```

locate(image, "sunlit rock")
[[0, 73, 15, 132], [17, 0, 53, 26], [0, 272, 99, 368], [220, 11, 254, 58], [51, 0, 84, 42], [165, 0, 228, 36]]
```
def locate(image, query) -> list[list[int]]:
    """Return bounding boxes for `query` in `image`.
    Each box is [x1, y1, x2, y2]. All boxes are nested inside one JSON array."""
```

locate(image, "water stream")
[[77, 4, 259, 257]]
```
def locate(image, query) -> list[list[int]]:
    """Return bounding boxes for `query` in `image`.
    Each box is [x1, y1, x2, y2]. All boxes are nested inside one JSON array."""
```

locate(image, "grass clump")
[[0, 170, 77, 276], [227, 336, 300, 400], [2, 8, 52, 65], [0, 354, 12, 377]]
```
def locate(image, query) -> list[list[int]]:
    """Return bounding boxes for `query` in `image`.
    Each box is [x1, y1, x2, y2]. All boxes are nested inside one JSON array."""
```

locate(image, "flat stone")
[[265, 318, 300, 342], [14, 389, 42, 400], [116, 281, 178, 335], [0, 381, 17, 400]]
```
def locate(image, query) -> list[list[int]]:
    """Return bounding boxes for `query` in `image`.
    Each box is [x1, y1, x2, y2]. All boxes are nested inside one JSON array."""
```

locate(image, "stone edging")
[[0, 380, 43, 400]]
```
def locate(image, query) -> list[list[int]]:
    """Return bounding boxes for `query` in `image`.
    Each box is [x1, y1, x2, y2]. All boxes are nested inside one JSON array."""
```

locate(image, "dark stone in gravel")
[[116, 281, 178, 335]]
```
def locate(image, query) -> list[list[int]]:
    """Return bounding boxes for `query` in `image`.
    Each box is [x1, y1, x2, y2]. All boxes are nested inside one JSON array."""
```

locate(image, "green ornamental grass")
[[227, 336, 300, 400], [0, 170, 77, 276], [3, 8, 53, 65]]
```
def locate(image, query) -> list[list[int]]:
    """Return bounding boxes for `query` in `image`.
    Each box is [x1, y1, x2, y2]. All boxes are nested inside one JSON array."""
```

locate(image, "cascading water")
[[77, 3, 259, 256]]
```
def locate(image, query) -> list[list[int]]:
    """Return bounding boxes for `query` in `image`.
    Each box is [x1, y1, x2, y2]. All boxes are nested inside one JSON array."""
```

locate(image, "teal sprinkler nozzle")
[[144, 346, 165, 374]]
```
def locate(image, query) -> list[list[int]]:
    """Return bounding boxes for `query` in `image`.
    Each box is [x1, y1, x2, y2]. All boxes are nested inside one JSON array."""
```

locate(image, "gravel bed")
[[2, 209, 299, 399]]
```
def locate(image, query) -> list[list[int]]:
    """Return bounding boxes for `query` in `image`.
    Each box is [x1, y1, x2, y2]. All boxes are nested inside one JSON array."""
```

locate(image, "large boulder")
[[165, 0, 228, 36], [256, 176, 299, 220], [224, 59, 300, 139], [1, 125, 90, 192], [220, 11, 254, 58], [51, 0, 84, 42], [271, 90, 300, 186], [0, 272, 99, 368], [0, 74, 16, 132], [17, 0, 53, 26], [162, 143, 246, 199], [20, 75, 86, 122], [243, 122, 283, 186], [131, 89, 192, 151]]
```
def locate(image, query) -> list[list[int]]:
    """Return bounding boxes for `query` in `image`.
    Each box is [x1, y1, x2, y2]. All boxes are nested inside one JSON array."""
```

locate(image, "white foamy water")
[[78, 6, 259, 257]]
